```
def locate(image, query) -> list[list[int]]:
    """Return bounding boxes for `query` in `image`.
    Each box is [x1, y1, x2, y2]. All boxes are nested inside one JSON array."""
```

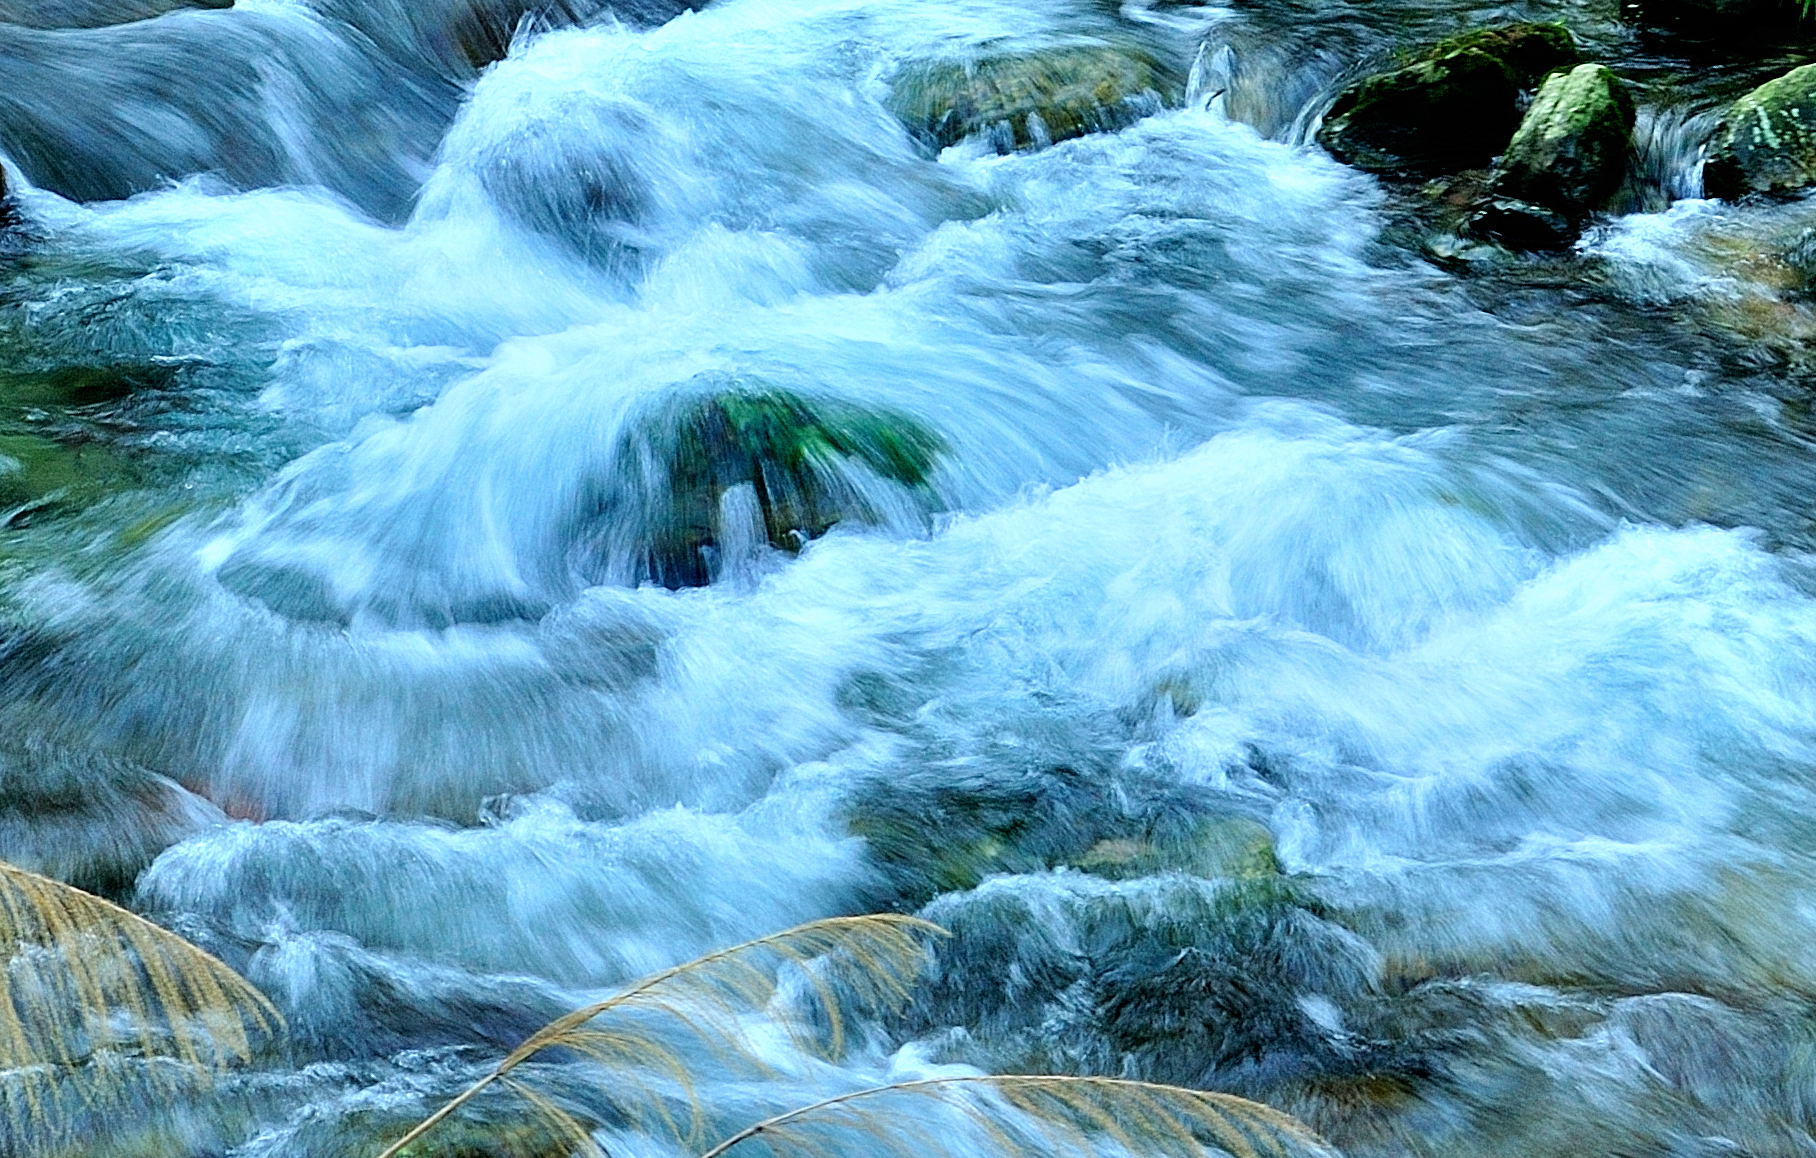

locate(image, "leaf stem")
[[374, 915, 943, 1158], [695, 1075, 1325, 1158]]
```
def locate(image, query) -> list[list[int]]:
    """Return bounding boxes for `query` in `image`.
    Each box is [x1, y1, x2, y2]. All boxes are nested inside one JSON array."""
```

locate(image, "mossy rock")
[[1317, 23, 1579, 177], [1492, 64, 1634, 218], [888, 43, 1183, 154], [623, 380, 946, 588], [1462, 63, 1633, 249], [1705, 64, 1816, 200], [1427, 23, 1580, 85]]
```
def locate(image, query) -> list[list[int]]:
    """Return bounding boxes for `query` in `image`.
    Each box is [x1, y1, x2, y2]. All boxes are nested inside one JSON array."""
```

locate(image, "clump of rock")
[[1317, 23, 1579, 176], [1704, 64, 1816, 200], [1467, 63, 1636, 248]]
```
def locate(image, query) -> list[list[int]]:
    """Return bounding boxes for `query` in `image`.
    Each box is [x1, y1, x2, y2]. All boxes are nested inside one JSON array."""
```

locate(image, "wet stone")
[[1706, 63, 1816, 200], [910, 872, 1391, 1092], [1317, 23, 1580, 177], [1491, 64, 1635, 222], [1783, 228, 1816, 292], [614, 379, 946, 589], [887, 43, 1184, 154], [0, 745, 223, 898]]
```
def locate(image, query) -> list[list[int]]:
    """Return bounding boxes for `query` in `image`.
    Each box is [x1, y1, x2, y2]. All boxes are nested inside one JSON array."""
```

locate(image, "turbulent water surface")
[[6, 0, 1816, 1155]]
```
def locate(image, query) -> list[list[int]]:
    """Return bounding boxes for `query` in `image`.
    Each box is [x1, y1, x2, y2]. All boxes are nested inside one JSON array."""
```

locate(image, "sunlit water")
[[4, 0, 1816, 1155]]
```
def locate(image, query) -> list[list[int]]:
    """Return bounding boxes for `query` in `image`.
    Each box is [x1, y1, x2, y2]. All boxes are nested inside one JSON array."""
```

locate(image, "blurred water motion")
[[0, 0, 1815, 1155]]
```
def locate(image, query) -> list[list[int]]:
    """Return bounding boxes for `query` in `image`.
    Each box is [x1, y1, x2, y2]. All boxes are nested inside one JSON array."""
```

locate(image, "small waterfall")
[[1628, 99, 1721, 209]]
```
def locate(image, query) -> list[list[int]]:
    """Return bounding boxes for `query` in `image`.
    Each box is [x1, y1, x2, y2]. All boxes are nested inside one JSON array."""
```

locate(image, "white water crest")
[[1, 0, 1815, 1155]]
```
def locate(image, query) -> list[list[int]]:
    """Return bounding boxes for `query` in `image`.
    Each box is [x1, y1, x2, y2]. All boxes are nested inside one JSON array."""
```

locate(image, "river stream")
[[4, 1, 1816, 1156]]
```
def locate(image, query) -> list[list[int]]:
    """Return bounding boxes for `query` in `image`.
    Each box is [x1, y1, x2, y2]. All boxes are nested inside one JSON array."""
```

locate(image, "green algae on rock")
[[619, 380, 946, 588], [1465, 63, 1634, 249], [1316, 22, 1580, 177], [0, 432, 144, 525], [1428, 23, 1581, 86], [1494, 64, 1634, 217], [1705, 64, 1816, 200], [887, 43, 1183, 154]]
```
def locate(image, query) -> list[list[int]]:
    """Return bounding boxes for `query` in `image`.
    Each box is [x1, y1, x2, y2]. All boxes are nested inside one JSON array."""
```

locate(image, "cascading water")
[[6, 0, 1816, 1155]]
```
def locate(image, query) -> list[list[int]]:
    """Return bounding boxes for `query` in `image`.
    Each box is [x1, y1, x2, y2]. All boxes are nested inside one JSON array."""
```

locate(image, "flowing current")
[[6, 0, 1816, 1155]]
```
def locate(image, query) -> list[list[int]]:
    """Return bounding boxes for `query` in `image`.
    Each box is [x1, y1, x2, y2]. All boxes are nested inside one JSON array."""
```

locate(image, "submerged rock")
[[612, 380, 946, 588], [845, 748, 1285, 908], [910, 872, 1393, 1093], [846, 764, 1116, 904], [304, 1110, 591, 1158], [1705, 64, 1816, 200], [0, 431, 137, 515], [475, 112, 653, 275], [1072, 815, 1281, 882], [1317, 23, 1579, 176], [1462, 197, 1577, 251], [887, 43, 1183, 154]]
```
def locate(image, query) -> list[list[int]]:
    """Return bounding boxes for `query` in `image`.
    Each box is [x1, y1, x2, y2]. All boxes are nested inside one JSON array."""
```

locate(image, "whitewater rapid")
[[4, 0, 1816, 1155]]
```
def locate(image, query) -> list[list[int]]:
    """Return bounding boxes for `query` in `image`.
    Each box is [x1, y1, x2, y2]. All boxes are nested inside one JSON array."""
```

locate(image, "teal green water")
[[3, 1, 1816, 1156]]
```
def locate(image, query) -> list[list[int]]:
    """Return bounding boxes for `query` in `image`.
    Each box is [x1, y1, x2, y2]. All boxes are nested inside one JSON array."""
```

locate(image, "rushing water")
[[6, 0, 1816, 1155]]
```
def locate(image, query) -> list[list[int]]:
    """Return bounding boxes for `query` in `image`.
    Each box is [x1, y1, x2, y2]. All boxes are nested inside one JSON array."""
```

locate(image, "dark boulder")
[[1317, 23, 1580, 177], [1625, 0, 1804, 41], [431, 0, 696, 70]]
